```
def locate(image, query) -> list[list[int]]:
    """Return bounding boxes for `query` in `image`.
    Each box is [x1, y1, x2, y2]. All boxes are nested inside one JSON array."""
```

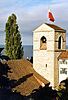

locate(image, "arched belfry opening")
[[40, 36, 47, 50], [58, 36, 63, 49]]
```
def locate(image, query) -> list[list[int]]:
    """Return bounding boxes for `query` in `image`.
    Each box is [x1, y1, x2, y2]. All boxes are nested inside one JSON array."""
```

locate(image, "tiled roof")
[[58, 51, 68, 59], [46, 23, 66, 32], [1, 59, 49, 96]]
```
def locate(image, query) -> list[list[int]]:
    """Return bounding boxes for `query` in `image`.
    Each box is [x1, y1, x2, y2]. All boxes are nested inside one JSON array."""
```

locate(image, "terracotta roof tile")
[[46, 23, 66, 32], [58, 51, 68, 59], [1, 59, 49, 96]]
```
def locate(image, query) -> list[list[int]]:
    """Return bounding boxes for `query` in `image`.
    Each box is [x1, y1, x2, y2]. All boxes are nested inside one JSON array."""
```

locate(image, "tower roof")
[[33, 23, 66, 32], [58, 51, 68, 59], [46, 23, 66, 32]]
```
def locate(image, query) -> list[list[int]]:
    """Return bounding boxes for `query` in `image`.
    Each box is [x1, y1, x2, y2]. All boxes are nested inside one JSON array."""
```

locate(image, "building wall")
[[54, 52, 61, 88], [33, 24, 66, 88], [33, 24, 55, 87], [33, 50, 55, 87], [54, 31, 66, 88], [59, 59, 68, 83], [55, 32, 66, 50]]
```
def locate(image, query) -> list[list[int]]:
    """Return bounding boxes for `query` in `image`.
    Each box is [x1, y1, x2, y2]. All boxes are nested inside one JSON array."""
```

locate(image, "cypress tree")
[[5, 14, 23, 59]]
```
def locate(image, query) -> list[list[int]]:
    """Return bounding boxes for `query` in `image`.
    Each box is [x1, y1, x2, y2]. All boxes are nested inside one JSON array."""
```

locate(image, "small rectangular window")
[[46, 64, 47, 67], [60, 60, 67, 64], [60, 68, 67, 74]]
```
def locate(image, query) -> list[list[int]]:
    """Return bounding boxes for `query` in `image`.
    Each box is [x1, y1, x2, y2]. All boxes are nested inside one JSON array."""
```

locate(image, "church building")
[[33, 23, 68, 88]]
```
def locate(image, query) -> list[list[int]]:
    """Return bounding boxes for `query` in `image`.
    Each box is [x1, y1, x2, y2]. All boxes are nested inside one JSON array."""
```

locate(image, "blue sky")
[[0, 0, 68, 45]]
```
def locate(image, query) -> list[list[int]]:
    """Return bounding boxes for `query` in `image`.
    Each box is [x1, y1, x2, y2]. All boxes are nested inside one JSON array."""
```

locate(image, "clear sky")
[[0, 0, 68, 45]]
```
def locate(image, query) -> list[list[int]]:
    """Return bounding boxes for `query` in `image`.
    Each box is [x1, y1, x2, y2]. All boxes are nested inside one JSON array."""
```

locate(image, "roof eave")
[[55, 30, 66, 33]]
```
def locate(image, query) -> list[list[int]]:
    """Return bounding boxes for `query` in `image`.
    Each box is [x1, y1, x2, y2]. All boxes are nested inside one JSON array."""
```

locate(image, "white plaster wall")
[[33, 51, 55, 87], [59, 59, 68, 83], [33, 24, 55, 87]]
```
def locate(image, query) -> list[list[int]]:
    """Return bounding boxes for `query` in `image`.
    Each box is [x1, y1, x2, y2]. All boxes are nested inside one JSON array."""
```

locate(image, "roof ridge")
[[33, 75, 45, 87], [45, 23, 66, 31]]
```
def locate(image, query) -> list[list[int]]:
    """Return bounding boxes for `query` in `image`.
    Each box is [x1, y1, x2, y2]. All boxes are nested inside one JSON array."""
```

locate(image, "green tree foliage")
[[5, 14, 23, 59], [57, 78, 68, 100]]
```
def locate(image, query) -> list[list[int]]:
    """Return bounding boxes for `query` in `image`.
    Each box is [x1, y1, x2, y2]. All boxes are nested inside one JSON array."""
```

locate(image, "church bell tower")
[[33, 23, 66, 88]]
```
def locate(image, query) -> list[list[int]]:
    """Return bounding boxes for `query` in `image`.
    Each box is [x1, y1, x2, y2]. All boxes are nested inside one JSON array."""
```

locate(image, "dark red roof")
[[46, 23, 66, 32]]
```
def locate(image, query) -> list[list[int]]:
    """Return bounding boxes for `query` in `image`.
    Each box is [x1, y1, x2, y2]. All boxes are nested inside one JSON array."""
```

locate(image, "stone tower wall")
[[33, 23, 66, 88]]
